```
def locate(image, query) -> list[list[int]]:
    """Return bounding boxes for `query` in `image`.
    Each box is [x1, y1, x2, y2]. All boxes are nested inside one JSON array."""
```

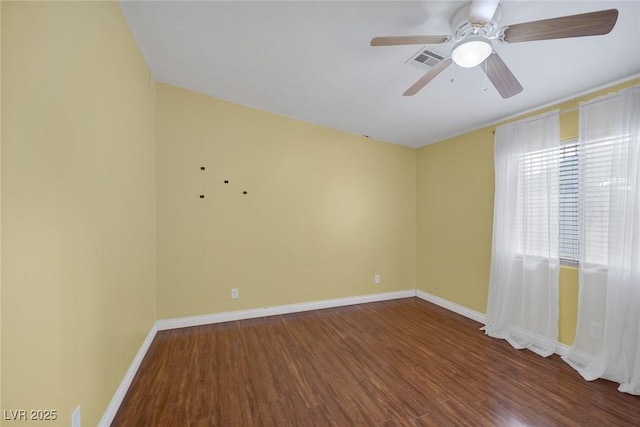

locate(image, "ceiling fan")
[[371, 1, 618, 98]]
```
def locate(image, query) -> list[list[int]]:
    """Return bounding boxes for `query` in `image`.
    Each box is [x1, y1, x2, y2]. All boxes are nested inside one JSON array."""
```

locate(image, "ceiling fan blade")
[[502, 9, 618, 43], [482, 52, 523, 99], [403, 58, 452, 96], [469, 0, 500, 25], [370, 36, 448, 46]]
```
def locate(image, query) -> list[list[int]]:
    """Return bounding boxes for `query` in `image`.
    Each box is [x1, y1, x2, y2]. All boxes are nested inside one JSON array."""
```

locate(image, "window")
[[516, 144, 559, 259], [516, 136, 629, 266], [559, 141, 579, 264], [579, 134, 631, 267], [516, 140, 579, 265]]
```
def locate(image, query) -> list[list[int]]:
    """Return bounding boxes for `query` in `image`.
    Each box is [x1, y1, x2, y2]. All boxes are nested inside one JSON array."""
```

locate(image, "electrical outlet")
[[590, 322, 603, 338], [71, 406, 81, 427], [374, 274, 381, 284], [231, 288, 239, 299]]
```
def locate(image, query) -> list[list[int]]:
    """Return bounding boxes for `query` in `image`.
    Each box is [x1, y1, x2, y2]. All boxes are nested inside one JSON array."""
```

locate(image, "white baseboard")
[[102, 288, 574, 424], [157, 289, 417, 331], [100, 290, 415, 423], [415, 290, 572, 357], [416, 290, 486, 323], [555, 342, 571, 357], [98, 322, 158, 427]]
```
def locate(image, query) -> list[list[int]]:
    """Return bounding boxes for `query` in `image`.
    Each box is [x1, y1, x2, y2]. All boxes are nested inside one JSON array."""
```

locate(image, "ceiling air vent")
[[406, 48, 445, 72]]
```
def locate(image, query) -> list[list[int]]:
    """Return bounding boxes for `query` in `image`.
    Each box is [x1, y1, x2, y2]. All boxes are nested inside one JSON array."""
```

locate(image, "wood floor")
[[112, 298, 640, 426]]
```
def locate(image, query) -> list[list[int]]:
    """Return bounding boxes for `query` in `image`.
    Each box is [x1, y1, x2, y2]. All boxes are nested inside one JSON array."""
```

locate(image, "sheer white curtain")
[[485, 111, 560, 357], [564, 86, 640, 395]]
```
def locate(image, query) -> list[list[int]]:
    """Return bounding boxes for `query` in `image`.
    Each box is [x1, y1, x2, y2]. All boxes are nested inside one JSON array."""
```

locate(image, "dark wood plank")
[[112, 298, 640, 426]]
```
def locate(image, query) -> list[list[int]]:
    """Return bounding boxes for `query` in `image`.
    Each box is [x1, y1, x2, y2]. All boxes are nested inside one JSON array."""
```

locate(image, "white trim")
[[425, 74, 640, 149], [99, 290, 415, 424], [102, 289, 575, 423], [494, 73, 640, 128], [98, 323, 158, 427], [415, 290, 486, 323], [415, 290, 572, 358], [555, 342, 571, 357], [157, 289, 417, 330], [464, 73, 640, 143]]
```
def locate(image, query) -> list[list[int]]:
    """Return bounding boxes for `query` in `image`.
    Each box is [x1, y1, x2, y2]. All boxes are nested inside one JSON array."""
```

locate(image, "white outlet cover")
[[231, 288, 239, 299], [71, 406, 81, 427]]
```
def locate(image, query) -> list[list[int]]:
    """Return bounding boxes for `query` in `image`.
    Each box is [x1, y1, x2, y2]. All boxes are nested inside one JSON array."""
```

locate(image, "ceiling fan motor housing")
[[370, 2, 619, 99], [451, 3, 502, 42]]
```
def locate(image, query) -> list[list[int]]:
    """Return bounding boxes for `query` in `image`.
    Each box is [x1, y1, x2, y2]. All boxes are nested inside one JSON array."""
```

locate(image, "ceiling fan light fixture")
[[451, 37, 492, 68]]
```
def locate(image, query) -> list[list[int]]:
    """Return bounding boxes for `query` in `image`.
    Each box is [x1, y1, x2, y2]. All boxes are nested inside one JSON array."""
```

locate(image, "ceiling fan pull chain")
[[371, 5, 617, 98]]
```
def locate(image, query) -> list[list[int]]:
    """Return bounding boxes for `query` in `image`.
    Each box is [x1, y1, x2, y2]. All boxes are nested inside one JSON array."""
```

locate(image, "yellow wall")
[[416, 126, 495, 314], [2, 2, 156, 426], [0, 0, 3, 418], [1, 0, 637, 423], [156, 84, 416, 319], [416, 78, 640, 346]]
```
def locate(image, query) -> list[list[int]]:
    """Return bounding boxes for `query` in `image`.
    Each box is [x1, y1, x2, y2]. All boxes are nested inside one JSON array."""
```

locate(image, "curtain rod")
[[491, 89, 631, 134], [559, 105, 579, 115], [488, 76, 640, 134]]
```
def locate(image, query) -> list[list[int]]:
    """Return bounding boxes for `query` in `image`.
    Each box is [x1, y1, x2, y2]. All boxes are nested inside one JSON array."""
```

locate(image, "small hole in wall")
[[200, 167, 205, 170], [243, 191, 247, 195], [224, 180, 229, 184], [199, 195, 205, 198]]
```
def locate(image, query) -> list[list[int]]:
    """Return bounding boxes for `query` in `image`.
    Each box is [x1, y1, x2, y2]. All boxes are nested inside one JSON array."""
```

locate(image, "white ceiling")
[[119, 1, 640, 148]]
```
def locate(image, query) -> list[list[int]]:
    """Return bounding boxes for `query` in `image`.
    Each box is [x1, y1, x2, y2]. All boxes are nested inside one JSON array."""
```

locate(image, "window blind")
[[580, 135, 626, 266], [559, 142, 579, 263], [514, 135, 627, 265], [517, 145, 559, 258], [516, 142, 579, 263]]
